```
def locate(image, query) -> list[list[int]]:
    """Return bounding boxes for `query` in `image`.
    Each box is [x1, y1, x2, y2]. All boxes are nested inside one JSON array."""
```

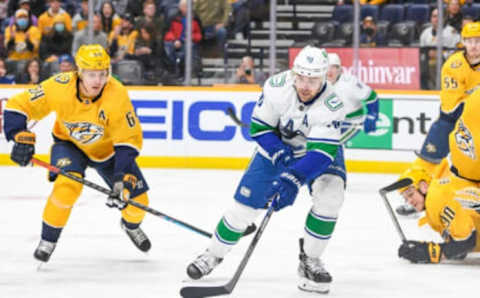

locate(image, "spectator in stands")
[[71, 14, 108, 55], [136, 0, 165, 41], [0, 0, 9, 27], [58, 53, 75, 72], [194, 0, 231, 54], [72, 0, 88, 32], [360, 16, 385, 47], [420, 8, 461, 90], [96, 0, 129, 17], [8, 0, 46, 18], [39, 14, 73, 61], [164, 0, 202, 76], [7, 0, 38, 27], [358, 0, 387, 4], [38, 0, 73, 35], [4, 9, 41, 61], [0, 58, 16, 84], [133, 22, 162, 80], [229, 55, 266, 85], [108, 12, 138, 62], [16, 57, 43, 84], [446, 0, 463, 33], [229, 0, 250, 40], [99, 1, 121, 35]]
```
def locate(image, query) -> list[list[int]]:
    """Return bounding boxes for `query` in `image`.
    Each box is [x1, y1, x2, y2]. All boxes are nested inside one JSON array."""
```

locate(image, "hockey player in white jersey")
[[185, 45, 348, 294], [326, 52, 379, 141]]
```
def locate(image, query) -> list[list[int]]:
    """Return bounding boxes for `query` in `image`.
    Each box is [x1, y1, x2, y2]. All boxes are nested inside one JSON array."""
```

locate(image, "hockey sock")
[[303, 209, 337, 258], [43, 174, 83, 228], [41, 221, 63, 243], [121, 192, 148, 224]]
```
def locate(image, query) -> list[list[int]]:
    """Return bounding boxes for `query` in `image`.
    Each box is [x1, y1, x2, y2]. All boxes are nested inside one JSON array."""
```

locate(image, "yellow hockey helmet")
[[75, 44, 110, 72], [397, 166, 432, 193], [461, 22, 480, 39]]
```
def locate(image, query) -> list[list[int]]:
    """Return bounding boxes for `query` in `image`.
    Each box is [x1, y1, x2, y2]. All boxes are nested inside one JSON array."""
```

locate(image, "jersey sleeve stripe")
[[362, 90, 378, 105], [251, 116, 275, 128], [250, 120, 275, 137], [346, 107, 364, 120], [306, 142, 339, 160], [307, 137, 340, 145]]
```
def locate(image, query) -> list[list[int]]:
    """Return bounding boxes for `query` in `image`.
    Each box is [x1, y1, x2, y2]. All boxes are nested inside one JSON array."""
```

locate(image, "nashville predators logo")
[[63, 121, 104, 144], [54, 73, 71, 84], [56, 158, 71, 168], [455, 119, 475, 159], [450, 60, 462, 69]]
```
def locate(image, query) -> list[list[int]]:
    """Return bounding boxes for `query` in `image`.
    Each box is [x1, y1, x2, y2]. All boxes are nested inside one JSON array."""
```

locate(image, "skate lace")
[[38, 240, 56, 254], [193, 253, 220, 274], [304, 256, 328, 275], [127, 228, 147, 245]]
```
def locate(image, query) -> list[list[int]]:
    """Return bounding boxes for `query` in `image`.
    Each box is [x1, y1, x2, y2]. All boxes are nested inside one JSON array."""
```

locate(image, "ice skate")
[[186, 250, 223, 280], [34, 239, 56, 263], [298, 239, 332, 294], [121, 221, 151, 252]]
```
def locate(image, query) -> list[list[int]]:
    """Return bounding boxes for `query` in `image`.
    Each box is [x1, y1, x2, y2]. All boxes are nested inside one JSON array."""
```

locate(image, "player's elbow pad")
[[443, 230, 476, 260]]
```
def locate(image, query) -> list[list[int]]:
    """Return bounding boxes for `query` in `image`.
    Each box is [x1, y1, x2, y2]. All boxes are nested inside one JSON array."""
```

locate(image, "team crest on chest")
[[455, 119, 475, 159], [63, 121, 104, 144]]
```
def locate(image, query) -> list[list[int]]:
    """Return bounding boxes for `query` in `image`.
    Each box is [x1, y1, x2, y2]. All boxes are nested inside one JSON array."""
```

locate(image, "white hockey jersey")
[[250, 70, 345, 161], [331, 71, 376, 121]]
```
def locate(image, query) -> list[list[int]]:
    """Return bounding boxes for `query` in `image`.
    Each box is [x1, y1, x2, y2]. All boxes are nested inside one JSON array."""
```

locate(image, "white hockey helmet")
[[328, 53, 341, 67], [292, 45, 329, 78]]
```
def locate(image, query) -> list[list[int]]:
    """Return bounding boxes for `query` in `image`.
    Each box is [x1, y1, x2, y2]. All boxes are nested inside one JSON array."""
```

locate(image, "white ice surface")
[[1, 167, 479, 298]]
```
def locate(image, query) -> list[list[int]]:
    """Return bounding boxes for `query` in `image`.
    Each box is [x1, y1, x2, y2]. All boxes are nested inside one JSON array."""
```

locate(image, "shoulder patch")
[[450, 60, 462, 69], [269, 73, 287, 88], [54, 73, 71, 84], [324, 94, 343, 111]]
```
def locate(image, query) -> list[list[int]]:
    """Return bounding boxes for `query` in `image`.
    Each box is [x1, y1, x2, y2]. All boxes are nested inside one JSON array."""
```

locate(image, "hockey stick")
[[180, 195, 278, 298], [379, 178, 413, 242], [31, 157, 213, 238]]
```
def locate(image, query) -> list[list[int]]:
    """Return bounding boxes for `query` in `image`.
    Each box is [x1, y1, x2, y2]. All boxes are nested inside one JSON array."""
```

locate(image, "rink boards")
[[0, 85, 440, 173]]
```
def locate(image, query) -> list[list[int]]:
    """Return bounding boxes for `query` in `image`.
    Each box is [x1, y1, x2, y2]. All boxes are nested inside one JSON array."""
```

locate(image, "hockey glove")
[[266, 170, 305, 211], [11, 130, 35, 166], [398, 240, 442, 264], [106, 173, 137, 210], [363, 102, 378, 133], [270, 144, 294, 169]]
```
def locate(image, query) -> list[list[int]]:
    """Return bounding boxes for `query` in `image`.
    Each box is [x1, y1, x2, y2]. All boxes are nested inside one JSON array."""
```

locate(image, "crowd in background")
[[0, 0, 269, 85]]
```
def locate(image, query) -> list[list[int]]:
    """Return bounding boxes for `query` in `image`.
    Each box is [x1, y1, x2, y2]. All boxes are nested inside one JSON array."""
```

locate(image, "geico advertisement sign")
[[0, 89, 260, 157], [346, 98, 439, 150]]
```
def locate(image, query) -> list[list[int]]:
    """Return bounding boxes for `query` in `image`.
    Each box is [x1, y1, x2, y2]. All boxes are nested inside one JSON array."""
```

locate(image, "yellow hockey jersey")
[[5, 72, 142, 162], [424, 175, 480, 252], [440, 51, 480, 113], [449, 88, 480, 181]]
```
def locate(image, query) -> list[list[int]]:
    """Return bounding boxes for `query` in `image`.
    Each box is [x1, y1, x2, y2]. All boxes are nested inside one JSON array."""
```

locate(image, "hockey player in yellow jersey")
[[397, 90, 480, 263], [396, 21, 480, 216], [3, 44, 151, 262]]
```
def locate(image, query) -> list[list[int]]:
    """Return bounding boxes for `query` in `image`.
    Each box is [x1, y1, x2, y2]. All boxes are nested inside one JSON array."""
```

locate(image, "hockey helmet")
[[397, 166, 432, 193], [75, 44, 111, 74], [292, 45, 329, 78], [461, 22, 480, 39], [327, 53, 342, 67]]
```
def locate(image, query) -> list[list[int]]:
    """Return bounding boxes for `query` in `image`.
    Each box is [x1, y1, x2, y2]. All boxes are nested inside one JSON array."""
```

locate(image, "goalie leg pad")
[[43, 173, 83, 228], [304, 174, 345, 258], [121, 192, 149, 225], [208, 201, 261, 258]]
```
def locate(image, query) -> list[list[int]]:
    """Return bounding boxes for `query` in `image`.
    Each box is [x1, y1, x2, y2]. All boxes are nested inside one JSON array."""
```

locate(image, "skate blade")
[[36, 262, 45, 271], [298, 277, 330, 294]]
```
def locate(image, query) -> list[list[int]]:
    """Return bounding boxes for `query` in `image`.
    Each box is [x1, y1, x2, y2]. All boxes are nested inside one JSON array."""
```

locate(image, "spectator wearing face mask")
[[0, 58, 16, 84], [38, 0, 72, 35], [4, 9, 41, 61], [39, 14, 74, 62], [360, 16, 386, 47], [7, 0, 38, 27]]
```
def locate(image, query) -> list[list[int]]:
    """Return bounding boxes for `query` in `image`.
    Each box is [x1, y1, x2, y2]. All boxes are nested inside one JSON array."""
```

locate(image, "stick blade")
[[180, 285, 230, 298], [379, 178, 413, 194]]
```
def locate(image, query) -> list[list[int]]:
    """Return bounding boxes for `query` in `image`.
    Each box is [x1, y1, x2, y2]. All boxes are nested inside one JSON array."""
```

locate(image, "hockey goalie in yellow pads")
[[397, 89, 480, 264], [3, 44, 151, 263]]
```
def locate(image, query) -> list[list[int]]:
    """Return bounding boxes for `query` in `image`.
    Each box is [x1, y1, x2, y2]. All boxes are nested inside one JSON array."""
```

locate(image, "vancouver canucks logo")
[[455, 119, 475, 159], [63, 121, 104, 144], [307, 56, 314, 63], [280, 119, 306, 139]]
